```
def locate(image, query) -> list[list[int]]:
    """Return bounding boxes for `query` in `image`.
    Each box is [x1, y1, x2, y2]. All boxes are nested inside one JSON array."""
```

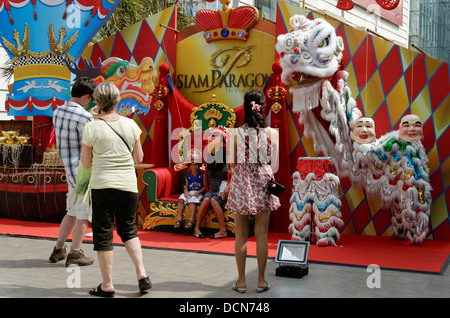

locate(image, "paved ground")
[[0, 234, 449, 307]]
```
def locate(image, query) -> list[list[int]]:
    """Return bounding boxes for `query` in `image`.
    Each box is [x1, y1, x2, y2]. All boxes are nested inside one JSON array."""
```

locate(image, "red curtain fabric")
[[33, 116, 55, 163], [149, 62, 170, 168], [264, 60, 292, 233]]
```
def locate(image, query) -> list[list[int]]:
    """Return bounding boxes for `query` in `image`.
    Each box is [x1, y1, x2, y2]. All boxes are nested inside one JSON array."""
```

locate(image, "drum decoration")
[[1, 0, 120, 117]]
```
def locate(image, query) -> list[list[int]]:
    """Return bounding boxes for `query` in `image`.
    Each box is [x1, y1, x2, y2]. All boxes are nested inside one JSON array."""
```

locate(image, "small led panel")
[[275, 240, 310, 265]]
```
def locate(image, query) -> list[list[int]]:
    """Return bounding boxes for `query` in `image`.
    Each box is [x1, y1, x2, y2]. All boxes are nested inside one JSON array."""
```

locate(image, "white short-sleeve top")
[[82, 116, 142, 193]]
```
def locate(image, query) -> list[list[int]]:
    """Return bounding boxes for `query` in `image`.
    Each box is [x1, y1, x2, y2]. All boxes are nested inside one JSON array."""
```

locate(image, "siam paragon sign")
[[175, 1, 275, 108]]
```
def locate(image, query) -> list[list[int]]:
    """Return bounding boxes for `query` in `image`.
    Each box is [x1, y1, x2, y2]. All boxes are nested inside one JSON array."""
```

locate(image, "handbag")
[[267, 177, 285, 197], [75, 160, 91, 196], [238, 128, 285, 197]]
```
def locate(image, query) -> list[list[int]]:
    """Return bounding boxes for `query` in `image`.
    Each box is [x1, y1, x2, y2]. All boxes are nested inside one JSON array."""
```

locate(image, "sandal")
[[256, 281, 270, 293], [89, 283, 115, 298], [194, 232, 205, 238], [184, 220, 195, 230], [174, 220, 183, 229], [210, 232, 227, 239], [232, 281, 246, 293]]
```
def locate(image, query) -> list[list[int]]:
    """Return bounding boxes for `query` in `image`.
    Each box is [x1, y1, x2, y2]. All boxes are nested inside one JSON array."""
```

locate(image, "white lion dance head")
[[276, 15, 345, 109]]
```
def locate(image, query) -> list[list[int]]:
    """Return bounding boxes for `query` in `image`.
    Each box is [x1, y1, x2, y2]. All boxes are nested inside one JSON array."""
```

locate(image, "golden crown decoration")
[[195, 0, 259, 43], [204, 107, 223, 122]]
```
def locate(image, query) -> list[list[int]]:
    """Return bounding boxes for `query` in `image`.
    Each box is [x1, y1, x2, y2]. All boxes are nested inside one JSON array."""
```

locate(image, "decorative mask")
[[399, 114, 423, 142], [352, 116, 376, 144]]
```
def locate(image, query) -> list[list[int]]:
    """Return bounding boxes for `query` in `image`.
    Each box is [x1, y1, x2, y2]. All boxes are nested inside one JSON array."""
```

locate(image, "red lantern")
[[336, 0, 354, 11], [376, 0, 400, 10]]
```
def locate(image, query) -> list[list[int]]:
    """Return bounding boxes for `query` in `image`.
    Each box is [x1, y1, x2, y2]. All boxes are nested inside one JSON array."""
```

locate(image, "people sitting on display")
[[174, 150, 205, 231], [193, 132, 229, 239]]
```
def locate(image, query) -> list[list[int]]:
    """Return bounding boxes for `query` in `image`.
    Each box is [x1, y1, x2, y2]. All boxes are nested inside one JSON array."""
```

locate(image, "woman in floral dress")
[[226, 90, 280, 293]]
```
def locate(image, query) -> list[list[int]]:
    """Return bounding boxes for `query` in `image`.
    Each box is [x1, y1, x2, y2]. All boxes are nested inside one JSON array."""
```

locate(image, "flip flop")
[[256, 281, 270, 293], [194, 232, 205, 238], [184, 220, 195, 230], [174, 220, 183, 229], [89, 283, 115, 298], [210, 232, 227, 239], [232, 281, 246, 293]]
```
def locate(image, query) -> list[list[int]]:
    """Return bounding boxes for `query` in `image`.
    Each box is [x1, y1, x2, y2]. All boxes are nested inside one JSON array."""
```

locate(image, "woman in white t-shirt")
[[80, 81, 151, 297]]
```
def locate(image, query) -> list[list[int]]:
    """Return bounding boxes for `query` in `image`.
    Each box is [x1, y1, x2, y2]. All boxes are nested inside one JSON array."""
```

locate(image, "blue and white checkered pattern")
[[53, 101, 93, 188]]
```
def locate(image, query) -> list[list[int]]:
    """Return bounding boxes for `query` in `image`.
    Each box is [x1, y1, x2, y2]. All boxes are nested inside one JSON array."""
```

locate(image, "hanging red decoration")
[[336, 0, 354, 10], [376, 0, 400, 10]]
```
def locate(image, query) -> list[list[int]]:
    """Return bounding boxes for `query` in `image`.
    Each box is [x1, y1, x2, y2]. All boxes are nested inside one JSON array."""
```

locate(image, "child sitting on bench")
[[174, 155, 205, 230]]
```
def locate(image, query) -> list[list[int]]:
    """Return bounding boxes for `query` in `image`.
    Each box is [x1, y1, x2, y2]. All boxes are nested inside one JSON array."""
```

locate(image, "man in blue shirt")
[[49, 77, 97, 267]]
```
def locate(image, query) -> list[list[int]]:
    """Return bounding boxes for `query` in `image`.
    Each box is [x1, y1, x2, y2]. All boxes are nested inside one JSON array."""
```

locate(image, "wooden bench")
[[142, 95, 237, 235]]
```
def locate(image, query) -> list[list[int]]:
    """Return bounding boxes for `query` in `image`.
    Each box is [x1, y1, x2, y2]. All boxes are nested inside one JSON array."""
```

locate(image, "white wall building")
[[234, 0, 411, 48], [0, 44, 13, 120]]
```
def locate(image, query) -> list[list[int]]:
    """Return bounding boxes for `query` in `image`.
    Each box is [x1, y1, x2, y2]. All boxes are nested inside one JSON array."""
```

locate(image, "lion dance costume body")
[[276, 15, 431, 246]]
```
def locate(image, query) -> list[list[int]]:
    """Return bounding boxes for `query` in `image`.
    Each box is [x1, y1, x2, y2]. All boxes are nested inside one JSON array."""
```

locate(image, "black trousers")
[[91, 188, 139, 251]]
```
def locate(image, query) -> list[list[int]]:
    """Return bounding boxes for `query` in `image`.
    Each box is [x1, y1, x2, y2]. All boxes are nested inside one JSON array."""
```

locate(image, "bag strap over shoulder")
[[99, 118, 132, 153]]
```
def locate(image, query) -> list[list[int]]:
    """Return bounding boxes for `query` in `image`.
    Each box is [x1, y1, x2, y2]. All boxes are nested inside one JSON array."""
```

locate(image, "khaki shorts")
[[66, 186, 89, 220]]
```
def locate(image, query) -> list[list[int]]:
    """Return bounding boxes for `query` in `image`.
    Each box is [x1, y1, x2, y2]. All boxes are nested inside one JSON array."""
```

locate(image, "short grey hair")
[[94, 82, 120, 113]]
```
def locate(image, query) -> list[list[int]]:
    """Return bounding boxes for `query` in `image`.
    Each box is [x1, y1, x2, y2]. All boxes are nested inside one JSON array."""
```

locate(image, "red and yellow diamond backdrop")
[[80, 1, 450, 241], [278, 1, 450, 241], [80, 6, 178, 224]]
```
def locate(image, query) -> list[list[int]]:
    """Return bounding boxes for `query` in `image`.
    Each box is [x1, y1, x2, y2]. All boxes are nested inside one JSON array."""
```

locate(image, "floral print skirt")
[[226, 163, 281, 215]]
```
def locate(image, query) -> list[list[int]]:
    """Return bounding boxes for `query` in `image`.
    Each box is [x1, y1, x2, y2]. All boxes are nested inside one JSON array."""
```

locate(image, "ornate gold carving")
[[1, 23, 30, 63], [189, 95, 236, 131], [271, 102, 282, 114], [48, 23, 78, 62], [153, 85, 168, 111], [154, 100, 164, 111], [204, 107, 223, 122], [267, 85, 286, 114], [142, 202, 178, 230], [14, 64, 71, 81], [1, 22, 78, 66]]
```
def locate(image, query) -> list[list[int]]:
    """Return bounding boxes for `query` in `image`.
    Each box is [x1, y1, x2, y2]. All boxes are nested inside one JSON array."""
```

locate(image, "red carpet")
[[1, 218, 449, 274]]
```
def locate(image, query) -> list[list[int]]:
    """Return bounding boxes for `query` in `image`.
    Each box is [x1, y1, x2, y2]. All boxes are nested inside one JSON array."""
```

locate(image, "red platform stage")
[[1, 218, 449, 274]]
